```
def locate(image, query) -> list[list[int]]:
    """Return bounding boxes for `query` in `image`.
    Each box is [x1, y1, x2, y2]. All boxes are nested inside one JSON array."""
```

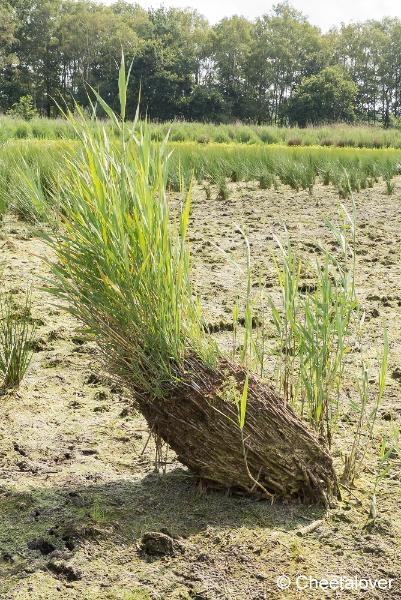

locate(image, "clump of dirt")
[[0, 179, 400, 599]]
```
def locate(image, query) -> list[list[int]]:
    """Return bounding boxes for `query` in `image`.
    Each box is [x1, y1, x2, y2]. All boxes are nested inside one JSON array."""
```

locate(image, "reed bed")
[[1, 139, 401, 222], [168, 143, 401, 197], [3, 115, 401, 149]]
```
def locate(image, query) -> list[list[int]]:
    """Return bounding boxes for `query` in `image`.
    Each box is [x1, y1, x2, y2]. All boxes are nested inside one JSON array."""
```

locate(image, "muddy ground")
[[0, 180, 400, 599]]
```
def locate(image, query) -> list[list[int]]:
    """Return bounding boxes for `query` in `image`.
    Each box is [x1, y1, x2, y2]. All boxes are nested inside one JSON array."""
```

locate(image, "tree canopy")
[[1, 0, 401, 125], [287, 67, 358, 126]]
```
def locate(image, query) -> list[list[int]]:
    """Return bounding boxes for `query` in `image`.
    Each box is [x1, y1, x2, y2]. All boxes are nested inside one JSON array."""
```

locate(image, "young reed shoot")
[[0, 290, 35, 391], [268, 204, 358, 444], [342, 330, 389, 486]]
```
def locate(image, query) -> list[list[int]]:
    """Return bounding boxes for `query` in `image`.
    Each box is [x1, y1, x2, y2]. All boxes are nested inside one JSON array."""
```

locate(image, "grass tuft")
[[44, 58, 217, 399], [0, 290, 35, 392]]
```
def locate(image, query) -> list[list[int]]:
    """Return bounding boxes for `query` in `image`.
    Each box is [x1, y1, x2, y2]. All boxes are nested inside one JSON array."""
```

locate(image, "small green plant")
[[204, 182, 212, 200], [217, 178, 229, 200], [269, 235, 300, 405], [268, 204, 358, 444], [341, 330, 389, 486], [258, 173, 272, 189], [89, 497, 107, 523], [7, 95, 38, 121], [296, 252, 356, 442], [232, 298, 239, 359], [338, 176, 352, 199], [369, 427, 399, 520], [385, 176, 395, 195], [0, 290, 36, 391]]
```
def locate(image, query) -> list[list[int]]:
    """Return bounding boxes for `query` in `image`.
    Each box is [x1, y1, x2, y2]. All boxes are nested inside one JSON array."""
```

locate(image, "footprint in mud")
[[27, 538, 55, 556], [29, 337, 51, 352], [391, 367, 401, 382]]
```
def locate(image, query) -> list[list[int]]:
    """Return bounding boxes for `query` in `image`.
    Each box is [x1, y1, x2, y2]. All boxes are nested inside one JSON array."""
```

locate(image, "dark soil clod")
[[47, 560, 82, 581], [140, 531, 184, 557]]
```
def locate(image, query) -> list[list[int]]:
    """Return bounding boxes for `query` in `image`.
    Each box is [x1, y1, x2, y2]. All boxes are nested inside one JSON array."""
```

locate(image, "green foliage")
[[0, 1, 16, 69], [44, 60, 216, 399], [2, 0, 401, 124], [0, 291, 36, 392], [370, 427, 399, 518], [7, 96, 39, 121], [0, 162, 10, 220], [3, 140, 401, 212], [0, 140, 74, 224], [167, 143, 401, 195], [268, 205, 358, 444], [217, 179, 229, 200], [258, 173, 273, 189], [385, 175, 395, 195], [4, 116, 401, 148], [341, 330, 389, 486], [10, 160, 50, 223], [288, 67, 357, 126]]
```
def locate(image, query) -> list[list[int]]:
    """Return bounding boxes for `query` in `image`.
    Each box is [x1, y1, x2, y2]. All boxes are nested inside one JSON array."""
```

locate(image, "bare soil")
[[0, 180, 400, 599]]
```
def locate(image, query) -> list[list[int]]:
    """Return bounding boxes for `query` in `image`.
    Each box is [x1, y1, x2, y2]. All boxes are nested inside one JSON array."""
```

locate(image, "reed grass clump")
[[258, 173, 273, 189], [47, 96, 214, 398], [385, 176, 395, 195], [0, 290, 35, 391], [0, 140, 76, 224], [11, 159, 51, 223], [268, 205, 358, 444], [217, 179, 230, 200]]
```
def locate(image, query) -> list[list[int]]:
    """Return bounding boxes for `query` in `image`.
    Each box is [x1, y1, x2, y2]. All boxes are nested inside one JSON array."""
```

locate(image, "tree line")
[[1, 0, 401, 126]]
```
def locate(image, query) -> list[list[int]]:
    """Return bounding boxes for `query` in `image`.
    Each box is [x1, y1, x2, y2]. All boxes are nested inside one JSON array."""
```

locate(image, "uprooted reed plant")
[[39, 57, 339, 504]]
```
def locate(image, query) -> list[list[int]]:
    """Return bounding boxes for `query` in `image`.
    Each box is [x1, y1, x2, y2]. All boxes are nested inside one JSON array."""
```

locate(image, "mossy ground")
[[0, 179, 400, 599]]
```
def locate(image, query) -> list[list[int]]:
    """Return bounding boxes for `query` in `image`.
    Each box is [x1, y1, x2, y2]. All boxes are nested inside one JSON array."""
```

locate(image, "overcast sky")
[[103, 0, 401, 30]]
